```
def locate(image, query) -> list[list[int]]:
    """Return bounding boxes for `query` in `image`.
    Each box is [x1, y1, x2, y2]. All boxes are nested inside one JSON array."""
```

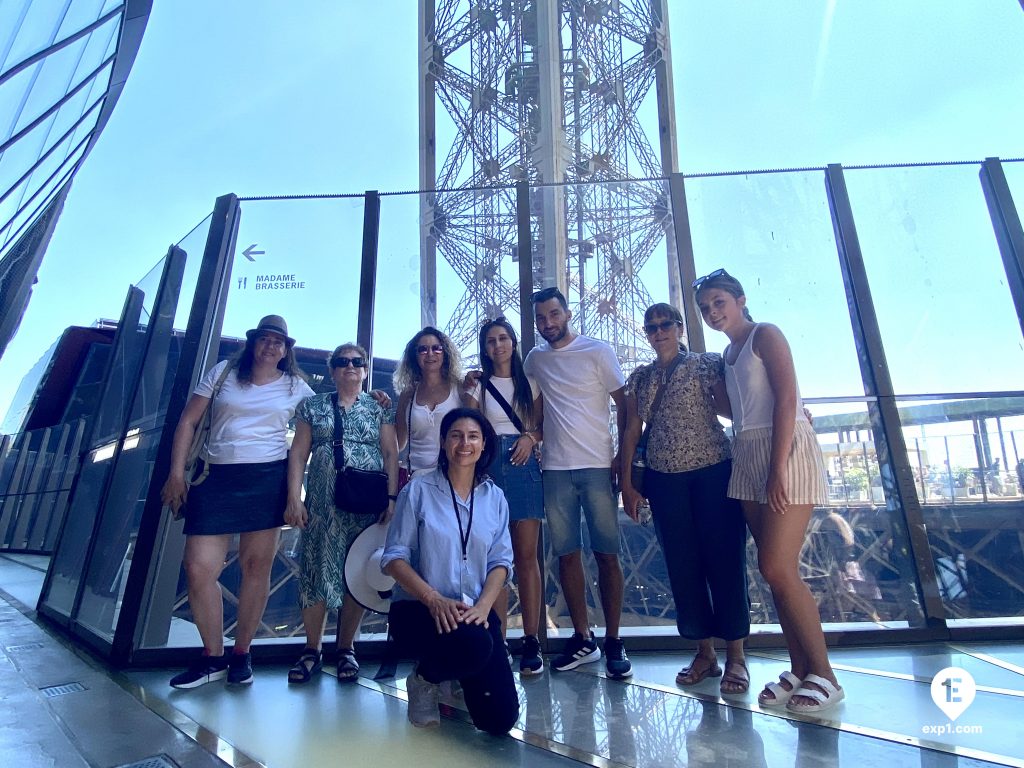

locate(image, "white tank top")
[[408, 385, 461, 473], [725, 324, 808, 433]]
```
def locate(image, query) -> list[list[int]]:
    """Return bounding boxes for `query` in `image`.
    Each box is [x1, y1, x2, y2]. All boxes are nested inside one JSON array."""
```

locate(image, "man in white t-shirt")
[[523, 287, 631, 679]]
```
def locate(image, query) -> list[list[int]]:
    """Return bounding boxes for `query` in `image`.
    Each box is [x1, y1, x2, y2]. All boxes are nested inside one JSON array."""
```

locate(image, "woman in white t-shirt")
[[394, 327, 463, 478], [465, 317, 545, 676], [161, 315, 314, 690]]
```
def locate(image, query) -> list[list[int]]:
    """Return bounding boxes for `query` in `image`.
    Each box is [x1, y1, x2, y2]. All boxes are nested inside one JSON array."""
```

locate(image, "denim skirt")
[[486, 434, 544, 521], [183, 459, 288, 535]]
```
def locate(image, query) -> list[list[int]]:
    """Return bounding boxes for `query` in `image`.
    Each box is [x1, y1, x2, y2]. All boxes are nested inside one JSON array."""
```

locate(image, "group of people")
[[159, 267, 844, 739]]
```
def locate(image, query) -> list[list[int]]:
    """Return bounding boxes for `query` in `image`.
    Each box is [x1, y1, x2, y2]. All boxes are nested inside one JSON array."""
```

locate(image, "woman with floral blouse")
[[620, 303, 750, 696]]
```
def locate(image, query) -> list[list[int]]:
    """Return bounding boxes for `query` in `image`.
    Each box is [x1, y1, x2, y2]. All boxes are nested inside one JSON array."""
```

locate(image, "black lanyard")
[[446, 476, 474, 562]]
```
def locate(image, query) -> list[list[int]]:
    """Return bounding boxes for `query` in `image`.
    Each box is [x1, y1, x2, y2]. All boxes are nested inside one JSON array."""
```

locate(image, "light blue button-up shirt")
[[382, 468, 513, 604]]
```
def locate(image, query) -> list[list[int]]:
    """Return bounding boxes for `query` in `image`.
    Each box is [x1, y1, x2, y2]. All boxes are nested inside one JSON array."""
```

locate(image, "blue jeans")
[[542, 468, 620, 556], [486, 434, 544, 521]]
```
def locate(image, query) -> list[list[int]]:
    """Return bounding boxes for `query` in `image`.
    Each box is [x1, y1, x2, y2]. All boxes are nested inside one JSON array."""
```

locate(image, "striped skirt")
[[728, 420, 827, 505]]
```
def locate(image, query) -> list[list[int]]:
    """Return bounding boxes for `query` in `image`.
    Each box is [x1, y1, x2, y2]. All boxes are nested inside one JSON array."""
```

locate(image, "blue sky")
[[1, 1, 1023, 423]]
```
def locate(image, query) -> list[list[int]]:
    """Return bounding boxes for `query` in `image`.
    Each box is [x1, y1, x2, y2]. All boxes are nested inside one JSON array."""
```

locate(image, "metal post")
[[668, 173, 703, 351], [516, 181, 536, 357], [357, 191, 381, 388], [825, 164, 946, 630], [980, 158, 1024, 339]]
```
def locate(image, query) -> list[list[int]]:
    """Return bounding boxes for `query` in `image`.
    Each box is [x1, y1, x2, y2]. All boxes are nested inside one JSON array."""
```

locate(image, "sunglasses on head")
[[331, 356, 366, 368], [416, 344, 444, 355], [531, 287, 561, 303], [692, 268, 729, 290], [644, 319, 680, 335]]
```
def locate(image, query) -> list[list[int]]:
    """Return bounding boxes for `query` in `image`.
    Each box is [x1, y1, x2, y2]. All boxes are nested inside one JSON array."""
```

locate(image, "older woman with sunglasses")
[[394, 327, 463, 478], [620, 303, 751, 696], [284, 342, 399, 684]]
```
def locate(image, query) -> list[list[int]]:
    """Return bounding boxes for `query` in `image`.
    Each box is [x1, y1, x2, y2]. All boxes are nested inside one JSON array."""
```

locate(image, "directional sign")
[[242, 244, 265, 262]]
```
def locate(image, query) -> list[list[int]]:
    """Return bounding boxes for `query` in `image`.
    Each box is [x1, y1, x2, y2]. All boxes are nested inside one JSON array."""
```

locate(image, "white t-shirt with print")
[[524, 334, 625, 470], [195, 360, 314, 464], [468, 375, 541, 436]]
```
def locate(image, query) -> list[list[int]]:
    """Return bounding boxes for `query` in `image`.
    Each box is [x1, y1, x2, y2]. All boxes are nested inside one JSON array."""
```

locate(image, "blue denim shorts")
[[486, 434, 544, 522], [542, 468, 620, 556]]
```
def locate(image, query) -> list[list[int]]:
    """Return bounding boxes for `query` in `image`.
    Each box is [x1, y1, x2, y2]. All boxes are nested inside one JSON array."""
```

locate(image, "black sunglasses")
[[416, 344, 445, 355], [331, 356, 366, 368], [644, 319, 681, 335], [692, 268, 729, 290]]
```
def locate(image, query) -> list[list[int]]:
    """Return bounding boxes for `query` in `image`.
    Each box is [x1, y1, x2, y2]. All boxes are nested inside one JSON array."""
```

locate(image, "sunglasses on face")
[[691, 268, 729, 290], [331, 356, 366, 368], [416, 344, 444, 356], [644, 319, 680, 335]]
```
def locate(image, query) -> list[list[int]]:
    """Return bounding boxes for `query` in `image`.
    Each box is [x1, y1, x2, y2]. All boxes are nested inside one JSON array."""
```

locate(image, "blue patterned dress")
[[296, 391, 395, 609]]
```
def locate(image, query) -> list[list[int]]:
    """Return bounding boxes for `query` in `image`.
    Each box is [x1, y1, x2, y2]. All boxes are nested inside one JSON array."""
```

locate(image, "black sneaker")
[[519, 635, 544, 676], [170, 654, 228, 689], [604, 636, 632, 679], [551, 633, 601, 672], [227, 651, 253, 685]]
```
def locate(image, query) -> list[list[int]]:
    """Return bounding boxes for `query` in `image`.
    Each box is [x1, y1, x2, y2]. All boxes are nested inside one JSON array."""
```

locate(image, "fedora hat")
[[344, 524, 395, 614], [246, 314, 295, 346]]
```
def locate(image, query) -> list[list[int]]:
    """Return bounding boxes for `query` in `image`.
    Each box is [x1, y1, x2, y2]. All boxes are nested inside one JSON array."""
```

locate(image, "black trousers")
[[646, 461, 750, 641], [389, 600, 520, 735]]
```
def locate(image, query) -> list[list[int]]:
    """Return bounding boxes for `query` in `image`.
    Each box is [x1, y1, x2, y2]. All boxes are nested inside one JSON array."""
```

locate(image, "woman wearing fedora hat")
[[382, 407, 519, 735], [284, 342, 399, 684], [161, 314, 313, 690]]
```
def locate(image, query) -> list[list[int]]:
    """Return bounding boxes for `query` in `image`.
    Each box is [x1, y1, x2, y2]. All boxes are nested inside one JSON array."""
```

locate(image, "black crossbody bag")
[[331, 393, 389, 516]]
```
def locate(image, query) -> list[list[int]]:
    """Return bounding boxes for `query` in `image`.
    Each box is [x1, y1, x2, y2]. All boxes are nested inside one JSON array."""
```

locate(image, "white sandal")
[[757, 671, 802, 708], [786, 673, 845, 713]]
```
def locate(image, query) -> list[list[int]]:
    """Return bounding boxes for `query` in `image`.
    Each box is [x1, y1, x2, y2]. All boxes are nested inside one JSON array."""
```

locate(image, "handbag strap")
[[405, 384, 416, 475], [330, 392, 348, 470], [191, 362, 234, 459], [639, 353, 684, 446], [483, 378, 525, 434]]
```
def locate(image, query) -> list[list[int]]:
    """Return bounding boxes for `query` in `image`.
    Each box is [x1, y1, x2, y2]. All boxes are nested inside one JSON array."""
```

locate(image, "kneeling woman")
[[382, 407, 519, 735]]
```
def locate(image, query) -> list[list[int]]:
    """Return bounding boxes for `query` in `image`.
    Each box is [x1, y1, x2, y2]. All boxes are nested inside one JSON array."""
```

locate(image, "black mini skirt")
[[183, 459, 288, 536]]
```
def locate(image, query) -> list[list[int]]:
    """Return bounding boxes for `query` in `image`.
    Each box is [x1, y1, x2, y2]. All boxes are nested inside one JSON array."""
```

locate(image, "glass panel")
[[0, 3, 32, 72], [40, 286, 145, 619], [144, 198, 368, 649], [78, 249, 187, 641], [0, 139, 85, 253], [1004, 160, 1024, 215], [666, 3, 1024, 168], [901, 396, 1024, 624], [375, 192, 425, 386], [684, 170, 863, 398], [10, 34, 89, 137], [222, 197, 364, 352], [56, 0, 109, 42], [846, 164, 1024, 394], [0, 59, 42, 143], [2, 1, 62, 75], [171, 213, 214, 330]]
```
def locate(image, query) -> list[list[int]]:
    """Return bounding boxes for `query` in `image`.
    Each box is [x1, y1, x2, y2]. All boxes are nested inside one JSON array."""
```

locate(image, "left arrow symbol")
[[243, 244, 265, 262]]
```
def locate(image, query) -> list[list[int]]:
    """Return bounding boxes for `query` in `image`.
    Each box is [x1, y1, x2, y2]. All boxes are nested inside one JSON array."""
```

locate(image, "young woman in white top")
[[465, 317, 545, 675], [395, 327, 463, 478], [695, 270, 843, 714], [161, 315, 314, 690]]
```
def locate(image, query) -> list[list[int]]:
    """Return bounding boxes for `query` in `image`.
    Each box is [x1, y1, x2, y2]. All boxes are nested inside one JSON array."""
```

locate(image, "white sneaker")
[[406, 672, 441, 727]]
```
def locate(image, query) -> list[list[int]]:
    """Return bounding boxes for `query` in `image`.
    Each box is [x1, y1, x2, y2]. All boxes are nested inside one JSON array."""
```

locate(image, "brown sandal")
[[720, 659, 750, 695], [675, 655, 723, 686]]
